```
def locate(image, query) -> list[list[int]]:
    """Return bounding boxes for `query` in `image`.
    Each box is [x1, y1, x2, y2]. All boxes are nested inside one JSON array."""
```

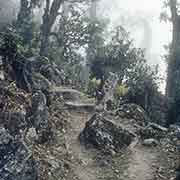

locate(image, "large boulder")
[[80, 113, 134, 153], [0, 127, 38, 180]]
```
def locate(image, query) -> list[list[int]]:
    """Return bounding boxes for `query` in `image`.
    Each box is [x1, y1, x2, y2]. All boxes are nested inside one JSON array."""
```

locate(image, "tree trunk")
[[40, 0, 64, 56], [166, 0, 180, 124], [166, 0, 180, 99]]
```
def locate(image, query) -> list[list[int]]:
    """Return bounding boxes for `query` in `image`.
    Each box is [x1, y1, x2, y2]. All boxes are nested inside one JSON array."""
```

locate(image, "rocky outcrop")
[[0, 127, 38, 180], [29, 90, 53, 144], [31, 73, 51, 93], [140, 122, 168, 140], [40, 62, 65, 86], [80, 113, 135, 153], [0, 112, 27, 135], [12, 56, 65, 92], [116, 103, 149, 126]]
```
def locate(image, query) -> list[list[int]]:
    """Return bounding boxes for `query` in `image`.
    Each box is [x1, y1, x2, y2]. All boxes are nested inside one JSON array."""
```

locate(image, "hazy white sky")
[[99, 0, 171, 55], [98, 0, 172, 92]]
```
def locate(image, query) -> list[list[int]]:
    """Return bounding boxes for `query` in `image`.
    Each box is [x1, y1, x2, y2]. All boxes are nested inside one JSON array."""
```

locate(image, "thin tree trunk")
[[40, 0, 64, 56]]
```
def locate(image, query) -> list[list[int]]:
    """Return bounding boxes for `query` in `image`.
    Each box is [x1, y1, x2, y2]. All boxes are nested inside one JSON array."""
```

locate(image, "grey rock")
[[26, 128, 38, 144], [140, 123, 168, 140], [147, 123, 168, 132], [10, 57, 42, 91], [65, 101, 95, 112], [12, 56, 63, 91], [40, 63, 65, 86], [0, 127, 12, 145], [31, 90, 47, 113], [116, 103, 149, 126], [80, 113, 134, 153], [168, 125, 180, 149], [142, 138, 159, 146], [0, 127, 38, 180], [30, 90, 52, 143], [31, 73, 51, 92], [0, 112, 27, 135]]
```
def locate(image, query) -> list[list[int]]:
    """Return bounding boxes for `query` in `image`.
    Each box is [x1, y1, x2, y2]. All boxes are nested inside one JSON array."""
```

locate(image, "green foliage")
[[125, 60, 159, 97], [88, 77, 102, 95], [16, 1, 33, 43], [114, 84, 129, 98], [90, 26, 150, 81], [0, 27, 25, 61], [86, 18, 107, 62], [48, 5, 108, 88], [49, 6, 88, 61], [89, 25, 160, 113], [49, 5, 107, 63], [14, 0, 42, 55], [0, 25, 39, 63]]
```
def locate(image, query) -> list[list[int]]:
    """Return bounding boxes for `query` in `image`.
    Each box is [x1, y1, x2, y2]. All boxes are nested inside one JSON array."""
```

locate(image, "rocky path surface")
[[66, 110, 99, 180], [53, 88, 176, 180], [64, 109, 162, 180], [126, 145, 158, 180]]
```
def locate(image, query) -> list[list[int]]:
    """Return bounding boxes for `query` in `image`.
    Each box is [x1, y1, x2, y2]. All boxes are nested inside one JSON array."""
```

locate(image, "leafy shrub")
[[114, 84, 129, 98], [88, 77, 102, 96]]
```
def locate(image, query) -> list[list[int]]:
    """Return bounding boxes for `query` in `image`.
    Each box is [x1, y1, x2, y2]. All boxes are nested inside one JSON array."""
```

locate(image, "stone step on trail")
[[65, 101, 95, 112], [51, 86, 95, 111]]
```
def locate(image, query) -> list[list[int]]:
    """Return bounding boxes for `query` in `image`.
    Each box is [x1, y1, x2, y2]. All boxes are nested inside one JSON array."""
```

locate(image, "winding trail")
[[65, 109, 160, 180], [56, 88, 167, 180], [66, 110, 100, 180]]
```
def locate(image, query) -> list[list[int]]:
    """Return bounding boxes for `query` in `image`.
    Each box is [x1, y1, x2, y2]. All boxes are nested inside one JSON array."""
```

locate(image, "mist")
[[94, 0, 172, 92], [0, 0, 19, 26], [0, 0, 171, 92], [0, 0, 171, 58]]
